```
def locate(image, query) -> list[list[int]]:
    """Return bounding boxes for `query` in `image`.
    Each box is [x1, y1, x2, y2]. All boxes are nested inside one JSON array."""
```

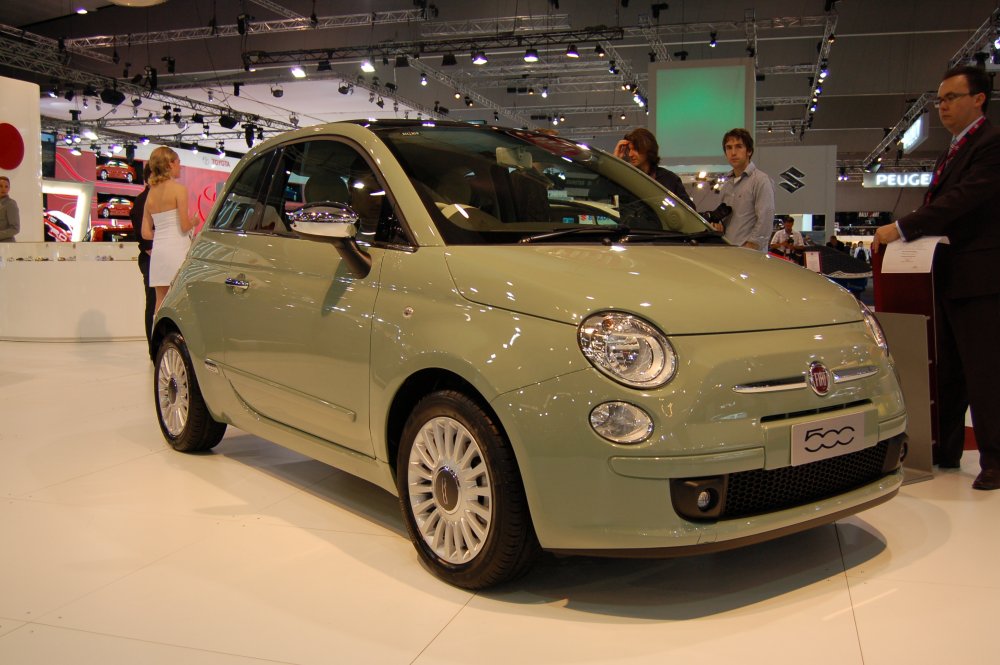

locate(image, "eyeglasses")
[[932, 92, 971, 107]]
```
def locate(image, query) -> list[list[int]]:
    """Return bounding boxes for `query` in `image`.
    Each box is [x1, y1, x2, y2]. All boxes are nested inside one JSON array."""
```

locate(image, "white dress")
[[148, 209, 192, 287]]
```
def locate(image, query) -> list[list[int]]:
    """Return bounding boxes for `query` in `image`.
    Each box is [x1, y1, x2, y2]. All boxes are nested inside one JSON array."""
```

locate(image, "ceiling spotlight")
[[289, 114, 299, 126], [375, 97, 385, 108], [595, 44, 606, 58], [63, 89, 75, 101], [395, 55, 409, 67], [651, 2, 669, 19], [317, 60, 332, 72], [541, 86, 548, 98], [291, 65, 306, 78], [566, 44, 579, 58], [827, 33, 836, 44], [360, 58, 375, 73], [201, 124, 210, 138], [216, 141, 225, 156], [338, 83, 351, 94], [472, 50, 488, 65], [162, 56, 176, 74], [190, 144, 199, 153], [524, 48, 539, 63], [271, 85, 284, 98], [139, 136, 150, 145], [710, 31, 718, 47], [441, 53, 458, 66], [608, 59, 618, 74], [70, 146, 82, 156], [464, 96, 473, 107], [233, 82, 241, 96], [420, 73, 428, 86], [528, 87, 535, 95], [620, 111, 626, 120]]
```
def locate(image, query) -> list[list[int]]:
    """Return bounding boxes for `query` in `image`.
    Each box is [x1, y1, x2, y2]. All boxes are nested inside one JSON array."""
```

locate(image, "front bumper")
[[490, 324, 906, 553]]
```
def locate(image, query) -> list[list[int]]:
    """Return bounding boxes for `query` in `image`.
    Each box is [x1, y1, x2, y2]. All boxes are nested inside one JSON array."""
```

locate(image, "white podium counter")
[[0, 243, 146, 341]]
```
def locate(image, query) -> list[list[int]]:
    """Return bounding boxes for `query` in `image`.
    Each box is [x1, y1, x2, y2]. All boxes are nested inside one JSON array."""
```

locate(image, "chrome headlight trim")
[[861, 303, 889, 357], [578, 311, 676, 388]]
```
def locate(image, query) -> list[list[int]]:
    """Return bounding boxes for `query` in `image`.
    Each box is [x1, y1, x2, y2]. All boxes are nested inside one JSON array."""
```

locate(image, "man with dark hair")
[[614, 127, 695, 208], [873, 64, 1000, 490], [716, 128, 774, 251]]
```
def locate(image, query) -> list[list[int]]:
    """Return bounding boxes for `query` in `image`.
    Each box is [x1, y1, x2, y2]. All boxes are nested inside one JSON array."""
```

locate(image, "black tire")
[[396, 390, 539, 589], [99, 170, 108, 180], [101, 208, 110, 218], [125, 172, 134, 183], [154, 331, 226, 452]]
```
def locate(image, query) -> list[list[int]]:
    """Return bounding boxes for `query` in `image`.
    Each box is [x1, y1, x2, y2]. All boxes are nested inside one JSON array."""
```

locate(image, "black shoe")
[[973, 469, 1000, 490]]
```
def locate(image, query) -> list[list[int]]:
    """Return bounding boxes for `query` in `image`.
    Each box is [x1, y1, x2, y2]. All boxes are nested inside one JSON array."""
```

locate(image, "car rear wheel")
[[154, 331, 226, 452], [99, 170, 108, 180], [125, 172, 134, 183], [101, 208, 110, 218], [397, 390, 538, 589]]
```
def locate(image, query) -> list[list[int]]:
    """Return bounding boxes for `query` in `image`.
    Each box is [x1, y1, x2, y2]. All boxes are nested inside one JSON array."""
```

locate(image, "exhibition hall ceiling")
[[3, 0, 999, 169]]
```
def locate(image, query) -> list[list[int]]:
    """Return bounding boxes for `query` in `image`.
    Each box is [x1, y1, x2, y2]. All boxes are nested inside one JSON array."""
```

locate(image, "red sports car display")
[[97, 197, 133, 218], [97, 159, 137, 183]]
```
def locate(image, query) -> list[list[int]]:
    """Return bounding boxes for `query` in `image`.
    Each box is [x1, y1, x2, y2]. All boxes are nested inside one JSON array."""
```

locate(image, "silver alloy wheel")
[[407, 416, 493, 564], [157, 346, 190, 437]]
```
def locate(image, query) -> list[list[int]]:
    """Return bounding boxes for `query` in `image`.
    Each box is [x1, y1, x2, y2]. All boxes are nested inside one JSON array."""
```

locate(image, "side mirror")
[[289, 203, 371, 277]]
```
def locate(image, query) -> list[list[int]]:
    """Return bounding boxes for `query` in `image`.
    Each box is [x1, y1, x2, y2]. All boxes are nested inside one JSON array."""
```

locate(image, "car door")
[[220, 138, 400, 457]]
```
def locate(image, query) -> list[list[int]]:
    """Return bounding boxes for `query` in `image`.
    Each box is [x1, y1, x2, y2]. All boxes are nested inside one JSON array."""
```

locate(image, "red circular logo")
[[0, 123, 25, 170], [808, 362, 831, 396]]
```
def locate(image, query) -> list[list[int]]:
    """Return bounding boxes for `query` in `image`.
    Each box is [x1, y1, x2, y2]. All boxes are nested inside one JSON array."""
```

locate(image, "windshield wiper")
[[518, 224, 631, 244], [621, 229, 725, 243]]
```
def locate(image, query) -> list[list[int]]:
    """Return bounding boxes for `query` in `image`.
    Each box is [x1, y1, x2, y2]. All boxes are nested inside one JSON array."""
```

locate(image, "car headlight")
[[578, 312, 676, 388], [860, 303, 889, 358]]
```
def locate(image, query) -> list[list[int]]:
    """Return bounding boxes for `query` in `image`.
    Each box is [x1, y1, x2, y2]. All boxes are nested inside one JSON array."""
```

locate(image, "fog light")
[[696, 489, 716, 511], [589, 401, 653, 444]]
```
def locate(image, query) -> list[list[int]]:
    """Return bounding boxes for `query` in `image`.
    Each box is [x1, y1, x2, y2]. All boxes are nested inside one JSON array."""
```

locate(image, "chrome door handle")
[[225, 276, 250, 291]]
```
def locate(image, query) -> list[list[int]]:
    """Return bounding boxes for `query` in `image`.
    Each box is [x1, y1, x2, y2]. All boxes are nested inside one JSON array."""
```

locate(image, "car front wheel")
[[154, 331, 227, 452], [101, 208, 110, 218], [99, 170, 108, 180], [125, 172, 134, 183], [397, 390, 538, 589]]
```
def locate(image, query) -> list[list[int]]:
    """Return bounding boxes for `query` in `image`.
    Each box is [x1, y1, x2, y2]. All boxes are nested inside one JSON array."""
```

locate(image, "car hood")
[[444, 245, 862, 335]]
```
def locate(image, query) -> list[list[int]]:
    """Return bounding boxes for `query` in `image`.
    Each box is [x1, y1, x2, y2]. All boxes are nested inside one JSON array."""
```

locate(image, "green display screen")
[[650, 59, 755, 170]]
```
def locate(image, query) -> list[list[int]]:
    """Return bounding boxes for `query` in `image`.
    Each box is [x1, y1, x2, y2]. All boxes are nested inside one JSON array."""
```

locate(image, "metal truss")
[[759, 64, 815, 76], [63, 9, 429, 52], [745, 9, 759, 70], [758, 96, 810, 107], [637, 14, 671, 63], [244, 26, 626, 66], [949, 7, 1000, 67], [0, 29, 295, 132], [419, 14, 571, 37], [596, 40, 644, 98], [410, 58, 532, 126], [250, 0, 303, 20], [797, 14, 837, 137], [861, 7, 1000, 166], [623, 15, 829, 37], [0, 23, 113, 64]]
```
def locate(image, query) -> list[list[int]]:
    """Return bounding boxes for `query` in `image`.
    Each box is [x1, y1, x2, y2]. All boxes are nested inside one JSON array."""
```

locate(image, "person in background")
[[715, 128, 774, 251], [770, 215, 805, 263], [872, 64, 1000, 490], [142, 147, 194, 313], [0, 176, 20, 242], [131, 163, 155, 361], [614, 127, 695, 209]]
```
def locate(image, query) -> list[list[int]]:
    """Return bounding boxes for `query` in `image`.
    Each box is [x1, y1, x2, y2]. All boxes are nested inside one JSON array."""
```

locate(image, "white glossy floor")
[[1, 340, 996, 665]]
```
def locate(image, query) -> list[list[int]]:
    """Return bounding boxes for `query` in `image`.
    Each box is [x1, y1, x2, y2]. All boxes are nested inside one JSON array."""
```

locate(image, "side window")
[[263, 139, 409, 244], [210, 152, 274, 231]]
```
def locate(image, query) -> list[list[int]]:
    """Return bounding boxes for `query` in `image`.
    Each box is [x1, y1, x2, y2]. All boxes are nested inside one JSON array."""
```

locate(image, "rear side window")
[[210, 152, 274, 232]]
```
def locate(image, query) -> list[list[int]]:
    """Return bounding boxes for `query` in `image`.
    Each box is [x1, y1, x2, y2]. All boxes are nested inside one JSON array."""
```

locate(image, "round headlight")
[[578, 312, 676, 388], [861, 303, 889, 357], [590, 401, 653, 444]]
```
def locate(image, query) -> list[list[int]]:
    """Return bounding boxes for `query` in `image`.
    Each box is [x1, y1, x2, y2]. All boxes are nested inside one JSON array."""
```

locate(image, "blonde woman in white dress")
[[141, 146, 194, 312]]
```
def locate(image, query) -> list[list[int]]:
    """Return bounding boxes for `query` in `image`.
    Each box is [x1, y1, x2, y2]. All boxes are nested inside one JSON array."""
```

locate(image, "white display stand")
[[0, 242, 145, 341]]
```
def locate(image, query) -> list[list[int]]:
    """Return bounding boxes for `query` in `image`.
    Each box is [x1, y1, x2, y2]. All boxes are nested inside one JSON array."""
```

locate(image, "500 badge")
[[790, 411, 869, 466]]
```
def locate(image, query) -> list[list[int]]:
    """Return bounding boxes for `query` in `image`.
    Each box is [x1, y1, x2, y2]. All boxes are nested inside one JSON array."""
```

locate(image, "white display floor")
[[1, 340, 996, 665]]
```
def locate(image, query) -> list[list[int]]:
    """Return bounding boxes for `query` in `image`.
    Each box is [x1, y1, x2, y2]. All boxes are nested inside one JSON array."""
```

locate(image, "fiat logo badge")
[[808, 362, 831, 396]]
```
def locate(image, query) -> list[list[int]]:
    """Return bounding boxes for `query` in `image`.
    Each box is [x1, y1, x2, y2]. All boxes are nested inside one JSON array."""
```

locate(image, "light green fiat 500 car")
[[152, 120, 906, 589]]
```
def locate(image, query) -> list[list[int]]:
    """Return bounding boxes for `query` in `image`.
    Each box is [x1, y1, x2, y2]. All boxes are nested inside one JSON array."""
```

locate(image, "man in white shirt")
[[716, 128, 774, 251]]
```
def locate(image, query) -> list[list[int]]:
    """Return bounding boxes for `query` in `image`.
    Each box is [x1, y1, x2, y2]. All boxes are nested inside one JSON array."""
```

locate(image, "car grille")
[[721, 440, 891, 519]]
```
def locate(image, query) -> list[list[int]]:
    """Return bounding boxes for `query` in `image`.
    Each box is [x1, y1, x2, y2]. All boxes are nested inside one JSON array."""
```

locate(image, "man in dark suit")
[[132, 163, 155, 361], [873, 64, 1000, 490]]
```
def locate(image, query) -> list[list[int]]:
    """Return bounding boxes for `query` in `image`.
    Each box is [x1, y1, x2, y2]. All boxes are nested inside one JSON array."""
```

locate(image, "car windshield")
[[375, 124, 716, 245]]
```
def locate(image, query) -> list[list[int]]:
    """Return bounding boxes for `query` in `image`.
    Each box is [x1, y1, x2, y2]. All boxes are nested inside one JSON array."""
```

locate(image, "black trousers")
[[137, 251, 155, 359], [935, 292, 1000, 471]]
